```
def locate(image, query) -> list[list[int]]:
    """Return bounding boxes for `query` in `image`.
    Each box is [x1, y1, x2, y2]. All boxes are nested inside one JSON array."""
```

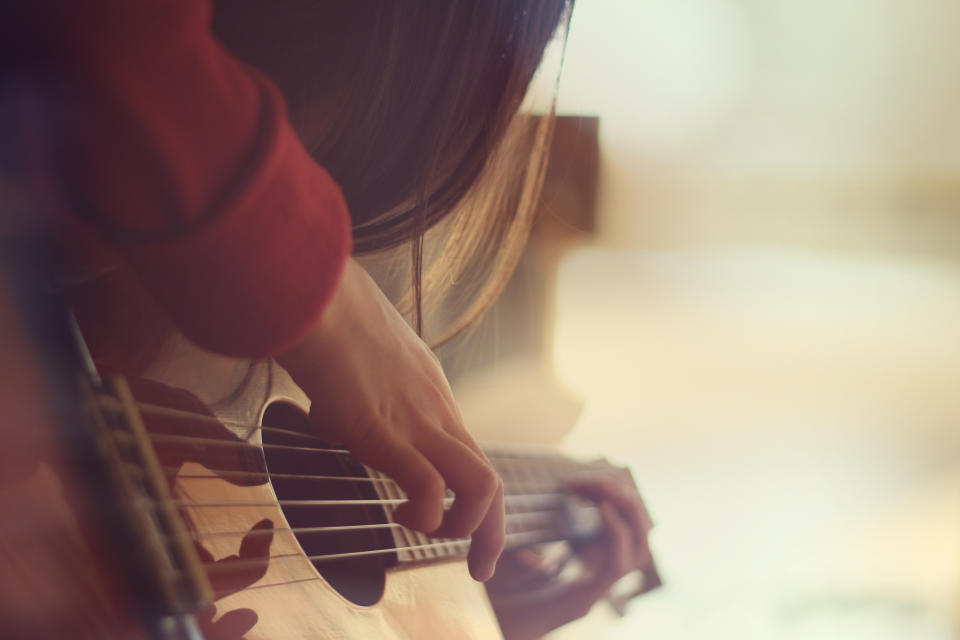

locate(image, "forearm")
[[5, 0, 353, 358]]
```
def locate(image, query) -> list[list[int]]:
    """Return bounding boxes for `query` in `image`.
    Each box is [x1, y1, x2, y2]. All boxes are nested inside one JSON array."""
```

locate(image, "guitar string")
[[133, 428, 588, 537], [118, 402, 611, 494], [233, 532, 591, 596], [137, 488, 574, 539], [115, 424, 597, 595], [130, 514, 570, 580], [160, 466, 392, 484], [132, 505, 572, 571], [166, 492, 567, 509], [137, 428, 591, 471], [113, 400, 597, 572], [133, 433, 589, 526], [122, 430, 596, 496], [140, 430, 590, 466], [199, 522, 401, 537], [191, 508, 575, 540], [111, 399, 333, 445], [129, 401, 598, 468], [200, 527, 562, 575], [136, 432, 347, 455], [185, 508, 571, 539], [160, 466, 562, 493], [103, 394, 610, 593]]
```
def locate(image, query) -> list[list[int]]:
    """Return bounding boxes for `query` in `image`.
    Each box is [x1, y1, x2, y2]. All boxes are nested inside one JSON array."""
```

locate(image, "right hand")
[[277, 258, 505, 581]]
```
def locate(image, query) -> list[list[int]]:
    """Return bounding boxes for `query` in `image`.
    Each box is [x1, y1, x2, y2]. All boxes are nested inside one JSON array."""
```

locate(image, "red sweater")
[[3, 0, 353, 358]]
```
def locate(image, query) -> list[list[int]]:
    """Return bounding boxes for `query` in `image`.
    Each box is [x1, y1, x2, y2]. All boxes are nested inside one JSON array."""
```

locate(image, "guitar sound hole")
[[261, 401, 395, 606]]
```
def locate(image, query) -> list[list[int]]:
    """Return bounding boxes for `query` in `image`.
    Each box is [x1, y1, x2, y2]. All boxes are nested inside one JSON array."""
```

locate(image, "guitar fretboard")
[[374, 448, 613, 564]]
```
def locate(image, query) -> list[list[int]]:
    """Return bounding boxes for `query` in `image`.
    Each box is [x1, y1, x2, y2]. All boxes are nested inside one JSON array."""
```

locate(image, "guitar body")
[[6, 256, 653, 639], [1, 250, 501, 639], [138, 331, 504, 640]]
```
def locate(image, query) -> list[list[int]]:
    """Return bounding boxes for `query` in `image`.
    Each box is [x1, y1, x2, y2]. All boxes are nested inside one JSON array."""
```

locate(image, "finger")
[[466, 480, 505, 581], [595, 491, 652, 569], [634, 536, 653, 569], [568, 477, 652, 560], [519, 506, 634, 634], [487, 548, 554, 592], [486, 506, 636, 640], [568, 476, 647, 527], [428, 410, 503, 537], [415, 430, 504, 581], [422, 434, 500, 539], [353, 436, 446, 533], [511, 548, 548, 571], [595, 501, 635, 584]]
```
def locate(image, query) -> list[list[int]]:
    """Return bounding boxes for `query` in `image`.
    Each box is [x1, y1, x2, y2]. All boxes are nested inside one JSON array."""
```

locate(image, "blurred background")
[[440, 1, 960, 638]]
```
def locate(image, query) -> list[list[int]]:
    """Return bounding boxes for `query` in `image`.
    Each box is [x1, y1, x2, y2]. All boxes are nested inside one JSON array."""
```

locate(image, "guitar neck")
[[374, 447, 614, 566]]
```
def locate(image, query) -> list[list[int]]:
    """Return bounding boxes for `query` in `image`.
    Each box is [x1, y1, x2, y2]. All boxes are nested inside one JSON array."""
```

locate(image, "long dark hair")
[[213, 1, 573, 341]]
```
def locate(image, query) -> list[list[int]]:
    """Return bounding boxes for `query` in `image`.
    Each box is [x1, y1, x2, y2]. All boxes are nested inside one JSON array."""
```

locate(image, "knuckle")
[[424, 382, 447, 406], [419, 473, 447, 501], [476, 465, 501, 499]]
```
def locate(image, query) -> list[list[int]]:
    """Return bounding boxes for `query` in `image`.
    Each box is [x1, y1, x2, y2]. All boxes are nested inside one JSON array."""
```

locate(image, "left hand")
[[485, 476, 654, 640]]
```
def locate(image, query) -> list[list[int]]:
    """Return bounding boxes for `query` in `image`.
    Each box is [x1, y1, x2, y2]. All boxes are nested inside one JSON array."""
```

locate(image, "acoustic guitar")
[[0, 240, 658, 639]]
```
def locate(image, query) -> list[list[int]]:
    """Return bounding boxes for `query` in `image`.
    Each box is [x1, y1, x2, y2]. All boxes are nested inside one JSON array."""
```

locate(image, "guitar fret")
[[370, 469, 424, 562]]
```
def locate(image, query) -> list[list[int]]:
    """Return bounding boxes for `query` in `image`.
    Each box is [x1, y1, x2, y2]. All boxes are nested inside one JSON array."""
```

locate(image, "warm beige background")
[[456, 2, 960, 638]]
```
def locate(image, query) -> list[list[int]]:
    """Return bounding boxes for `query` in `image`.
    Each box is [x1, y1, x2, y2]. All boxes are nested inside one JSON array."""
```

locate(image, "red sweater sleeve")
[[10, 0, 352, 358]]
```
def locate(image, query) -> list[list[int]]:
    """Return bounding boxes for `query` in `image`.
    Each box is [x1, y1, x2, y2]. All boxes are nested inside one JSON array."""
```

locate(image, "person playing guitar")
[[1, 2, 654, 637]]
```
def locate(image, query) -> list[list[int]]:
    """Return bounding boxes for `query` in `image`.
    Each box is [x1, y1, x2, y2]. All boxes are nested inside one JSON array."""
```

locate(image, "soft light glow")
[[550, 248, 960, 639], [556, 0, 749, 153]]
